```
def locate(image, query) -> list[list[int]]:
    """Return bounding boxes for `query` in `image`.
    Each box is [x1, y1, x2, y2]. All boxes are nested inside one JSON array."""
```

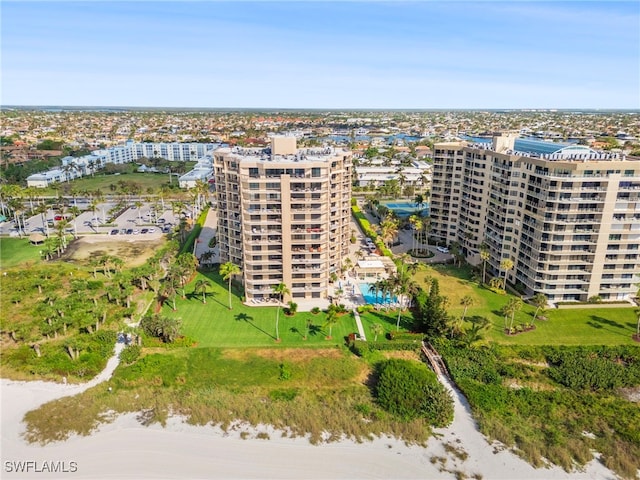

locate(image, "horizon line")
[[3, 105, 639, 113]]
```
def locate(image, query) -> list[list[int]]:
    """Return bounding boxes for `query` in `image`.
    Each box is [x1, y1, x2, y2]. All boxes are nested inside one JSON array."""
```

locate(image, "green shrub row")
[[179, 207, 209, 255], [386, 332, 425, 342], [350, 340, 420, 357], [351, 205, 378, 241]]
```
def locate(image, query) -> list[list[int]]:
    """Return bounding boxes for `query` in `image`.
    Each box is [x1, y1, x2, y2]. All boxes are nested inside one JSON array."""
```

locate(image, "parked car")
[[436, 246, 449, 253], [141, 228, 149, 234], [110, 229, 119, 235]]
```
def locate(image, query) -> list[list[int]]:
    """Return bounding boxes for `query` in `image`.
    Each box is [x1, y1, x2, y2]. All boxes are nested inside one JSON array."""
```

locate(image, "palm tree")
[[480, 246, 490, 284], [371, 323, 383, 342], [408, 215, 418, 253], [134, 200, 143, 225], [161, 281, 178, 311], [324, 308, 339, 339], [422, 218, 432, 251], [460, 295, 474, 322], [61, 162, 78, 183], [194, 279, 212, 304], [449, 241, 463, 267], [413, 217, 423, 254], [273, 282, 289, 341], [219, 262, 241, 309], [500, 258, 514, 290], [502, 297, 523, 333], [448, 316, 464, 339], [531, 293, 547, 322], [34, 202, 50, 237], [380, 214, 399, 249]]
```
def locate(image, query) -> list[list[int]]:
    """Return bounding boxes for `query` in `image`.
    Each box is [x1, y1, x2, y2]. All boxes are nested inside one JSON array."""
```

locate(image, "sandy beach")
[[0, 344, 621, 480]]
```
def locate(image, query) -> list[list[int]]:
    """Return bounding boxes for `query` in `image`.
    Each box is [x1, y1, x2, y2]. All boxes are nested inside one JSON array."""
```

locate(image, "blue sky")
[[1, 1, 639, 109]]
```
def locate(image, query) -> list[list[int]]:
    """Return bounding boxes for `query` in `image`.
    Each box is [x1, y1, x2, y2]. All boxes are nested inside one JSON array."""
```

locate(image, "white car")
[[436, 246, 449, 254]]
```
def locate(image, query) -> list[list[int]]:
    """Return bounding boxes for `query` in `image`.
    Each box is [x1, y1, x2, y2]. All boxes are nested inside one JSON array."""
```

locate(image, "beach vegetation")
[[374, 358, 453, 426], [436, 340, 640, 479]]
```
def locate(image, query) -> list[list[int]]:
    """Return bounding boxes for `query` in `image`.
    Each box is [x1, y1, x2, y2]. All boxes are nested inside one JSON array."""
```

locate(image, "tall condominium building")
[[214, 137, 352, 304], [431, 133, 640, 303]]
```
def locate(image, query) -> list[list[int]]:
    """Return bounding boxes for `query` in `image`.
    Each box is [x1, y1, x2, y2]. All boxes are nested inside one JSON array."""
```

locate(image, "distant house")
[[178, 156, 214, 189]]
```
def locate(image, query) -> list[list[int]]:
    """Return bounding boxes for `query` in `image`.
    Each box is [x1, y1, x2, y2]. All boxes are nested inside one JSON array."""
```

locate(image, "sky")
[[1, 1, 639, 109]]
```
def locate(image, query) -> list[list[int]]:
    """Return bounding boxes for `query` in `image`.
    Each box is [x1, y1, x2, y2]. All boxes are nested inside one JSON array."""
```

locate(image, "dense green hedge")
[[351, 205, 378, 240], [374, 359, 453, 426], [351, 205, 393, 257], [179, 207, 209, 255]]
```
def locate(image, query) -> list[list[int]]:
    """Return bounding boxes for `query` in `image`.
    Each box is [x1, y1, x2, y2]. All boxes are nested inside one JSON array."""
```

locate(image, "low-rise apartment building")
[[431, 133, 640, 303], [26, 141, 219, 188], [214, 136, 352, 304]]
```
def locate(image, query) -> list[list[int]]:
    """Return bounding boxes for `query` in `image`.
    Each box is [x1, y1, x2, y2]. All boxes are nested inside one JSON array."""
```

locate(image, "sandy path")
[[0, 342, 621, 480]]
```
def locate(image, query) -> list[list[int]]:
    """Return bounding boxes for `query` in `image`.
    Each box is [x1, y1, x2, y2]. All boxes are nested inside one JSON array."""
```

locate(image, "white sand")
[[0, 343, 621, 479]]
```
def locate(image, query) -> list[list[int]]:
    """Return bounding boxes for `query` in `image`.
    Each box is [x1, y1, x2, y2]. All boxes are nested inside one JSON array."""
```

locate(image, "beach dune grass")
[[23, 346, 438, 447]]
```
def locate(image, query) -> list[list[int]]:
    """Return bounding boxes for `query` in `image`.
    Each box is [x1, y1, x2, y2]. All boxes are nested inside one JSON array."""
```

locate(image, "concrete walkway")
[[352, 308, 367, 340], [194, 208, 219, 263]]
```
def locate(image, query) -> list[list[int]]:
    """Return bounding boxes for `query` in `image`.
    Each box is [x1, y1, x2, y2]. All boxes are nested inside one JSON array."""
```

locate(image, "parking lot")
[[0, 202, 178, 238]]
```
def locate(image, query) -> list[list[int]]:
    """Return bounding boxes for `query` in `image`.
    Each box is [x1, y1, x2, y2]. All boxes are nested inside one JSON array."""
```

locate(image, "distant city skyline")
[[2, 1, 639, 109]]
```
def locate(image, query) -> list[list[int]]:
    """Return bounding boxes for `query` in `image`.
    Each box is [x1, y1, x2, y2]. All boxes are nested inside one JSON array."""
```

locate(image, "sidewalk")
[[194, 208, 218, 263]]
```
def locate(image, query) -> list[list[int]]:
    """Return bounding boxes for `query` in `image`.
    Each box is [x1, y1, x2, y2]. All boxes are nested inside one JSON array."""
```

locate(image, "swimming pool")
[[382, 201, 429, 218], [358, 283, 397, 305]]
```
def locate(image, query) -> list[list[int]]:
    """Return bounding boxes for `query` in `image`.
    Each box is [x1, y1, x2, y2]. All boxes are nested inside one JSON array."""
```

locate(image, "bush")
[[269, 388, 298, 401], [546, 348, 640, 391], [284, 301, 298, 316], [374, 359, 453, 426], [119, 345, 141, 365]]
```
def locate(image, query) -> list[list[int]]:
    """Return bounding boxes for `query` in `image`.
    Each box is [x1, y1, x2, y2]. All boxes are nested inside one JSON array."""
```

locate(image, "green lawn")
[[413, 263, 639, 346], [166, 271, 367, 348], [158, 262, 640, 348], [37, 172, 194, 197], [0, 237, 43, 269]]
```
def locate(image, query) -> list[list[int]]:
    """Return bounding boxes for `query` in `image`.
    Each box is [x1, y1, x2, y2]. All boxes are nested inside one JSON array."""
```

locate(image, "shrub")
[[546, 349, 639, 391], [279, 362, 292, 380], [269, 388, 298, 401], [374, 359, 453, 426], [284, 301, 298, 316], [119, 345, 141, 365]]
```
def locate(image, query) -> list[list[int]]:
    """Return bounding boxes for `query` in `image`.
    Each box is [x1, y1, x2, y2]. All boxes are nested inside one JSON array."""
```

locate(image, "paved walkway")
[[194, 208, 219, 263], [352, 309, 367, 340]]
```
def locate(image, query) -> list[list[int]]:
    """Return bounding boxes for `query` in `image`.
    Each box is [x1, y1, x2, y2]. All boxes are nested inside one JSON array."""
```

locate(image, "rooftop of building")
[[217, 145, 350, 164], [459, 135, 624, 161]]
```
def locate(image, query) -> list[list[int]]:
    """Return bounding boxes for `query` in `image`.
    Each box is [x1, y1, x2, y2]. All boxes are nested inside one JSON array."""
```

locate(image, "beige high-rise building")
[[431, 134, 640, 303], [214, 137, 352, 304]]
